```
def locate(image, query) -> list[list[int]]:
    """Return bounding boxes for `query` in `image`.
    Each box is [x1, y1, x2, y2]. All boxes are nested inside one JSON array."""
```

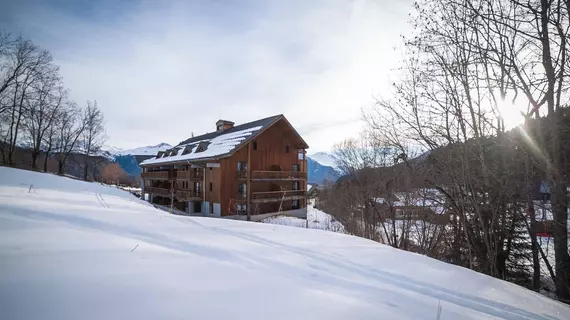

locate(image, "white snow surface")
[[141, 126, 262, 165], [263, 204, 345, 233], [308, 151, 338, 169], [1, 167, 569, 320]]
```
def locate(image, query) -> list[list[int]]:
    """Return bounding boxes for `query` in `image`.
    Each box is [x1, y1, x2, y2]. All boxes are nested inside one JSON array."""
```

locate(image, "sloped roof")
[[178, 115, 281, 146], [141, 114, 307, 166]]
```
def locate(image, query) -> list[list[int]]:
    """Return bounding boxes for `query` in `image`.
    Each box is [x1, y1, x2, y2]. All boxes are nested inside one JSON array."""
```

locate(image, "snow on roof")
[[141, 126, 263, 165]]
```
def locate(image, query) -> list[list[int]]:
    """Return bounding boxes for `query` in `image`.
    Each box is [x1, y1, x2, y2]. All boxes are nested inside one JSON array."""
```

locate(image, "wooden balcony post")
[[141, 167, 146, 201], [247, 142, 251, 221], [202, 166, 206, 212]]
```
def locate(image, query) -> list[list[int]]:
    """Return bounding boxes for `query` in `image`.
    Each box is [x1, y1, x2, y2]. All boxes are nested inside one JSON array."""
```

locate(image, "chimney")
[[216, 120, 234, 132]]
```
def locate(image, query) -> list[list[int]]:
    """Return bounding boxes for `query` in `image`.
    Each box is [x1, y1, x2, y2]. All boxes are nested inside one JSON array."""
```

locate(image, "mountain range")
[[105, 143, 340, 184]]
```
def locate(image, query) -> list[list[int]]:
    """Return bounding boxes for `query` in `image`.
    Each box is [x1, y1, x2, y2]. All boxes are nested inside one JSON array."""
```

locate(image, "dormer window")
[[182, 145, 193, 155], [195, 142, 209, 153]]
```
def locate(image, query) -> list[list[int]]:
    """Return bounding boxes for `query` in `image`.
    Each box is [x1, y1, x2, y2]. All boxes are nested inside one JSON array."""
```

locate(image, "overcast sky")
[[2, 0, 413, 153]]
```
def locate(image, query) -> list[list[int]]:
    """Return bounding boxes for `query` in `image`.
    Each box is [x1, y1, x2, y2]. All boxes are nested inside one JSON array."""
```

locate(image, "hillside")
[[1, 167, 568, 319]]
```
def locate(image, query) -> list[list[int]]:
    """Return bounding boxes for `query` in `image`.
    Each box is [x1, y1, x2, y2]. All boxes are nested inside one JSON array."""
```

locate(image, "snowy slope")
[[1, 167, 569, 320]]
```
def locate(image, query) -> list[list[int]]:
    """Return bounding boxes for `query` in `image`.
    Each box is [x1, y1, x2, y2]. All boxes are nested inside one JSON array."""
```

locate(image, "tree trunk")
[[31, 151, 38, 170], [43, 153, 49, 172], [83, 160, 89, 181], [529, 201, 541, 292], [58, 159, 64, 175]]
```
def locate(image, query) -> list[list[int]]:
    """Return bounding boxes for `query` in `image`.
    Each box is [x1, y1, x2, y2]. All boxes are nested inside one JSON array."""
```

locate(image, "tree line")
[[319, 0, 570, 303], [0, 30, 106, 180]]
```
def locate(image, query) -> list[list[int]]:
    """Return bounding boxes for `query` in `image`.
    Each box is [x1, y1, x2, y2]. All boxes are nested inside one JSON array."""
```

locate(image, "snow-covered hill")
[[1, 167, 569, 319]]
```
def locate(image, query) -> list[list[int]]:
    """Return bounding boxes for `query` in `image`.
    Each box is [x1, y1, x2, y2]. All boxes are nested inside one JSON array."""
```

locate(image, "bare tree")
[[22, 73, 65, 169], [80, 100, 106, 180], [54, 102, 85, 175], [0, 34, 55, 165]]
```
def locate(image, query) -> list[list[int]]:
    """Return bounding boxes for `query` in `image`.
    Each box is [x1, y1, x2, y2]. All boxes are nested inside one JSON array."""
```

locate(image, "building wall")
[[220, 119, 307, 216], [205, 166, 221, 204]]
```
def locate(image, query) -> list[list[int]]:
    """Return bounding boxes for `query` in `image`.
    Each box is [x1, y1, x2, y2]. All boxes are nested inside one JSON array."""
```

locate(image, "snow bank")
[[263, 206, 345, 233], [1, 167, 569, 320]]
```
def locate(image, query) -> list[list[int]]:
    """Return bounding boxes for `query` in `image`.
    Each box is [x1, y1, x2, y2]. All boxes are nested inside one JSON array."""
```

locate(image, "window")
[[292, 181, 299, 190], [182, 145, 192, 155], [209, 182, 213, 192], [253, 140, 257, 150], [195, 182, 201, 193], [210, 167, 212, 171], [292, 164, 299, 172], [286, 145, 290, 153], [292, 199, 300, 209], [237, 161, 248, 172], [195, 142, 209, 153], [238, 183, 246, 195]]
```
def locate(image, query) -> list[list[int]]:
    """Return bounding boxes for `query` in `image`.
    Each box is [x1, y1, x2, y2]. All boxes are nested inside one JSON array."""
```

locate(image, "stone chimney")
[[216, 120, 234, 132]]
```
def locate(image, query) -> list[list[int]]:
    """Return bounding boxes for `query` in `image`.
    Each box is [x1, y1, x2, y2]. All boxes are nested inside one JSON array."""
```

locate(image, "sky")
[[1, 0, 414, 153]]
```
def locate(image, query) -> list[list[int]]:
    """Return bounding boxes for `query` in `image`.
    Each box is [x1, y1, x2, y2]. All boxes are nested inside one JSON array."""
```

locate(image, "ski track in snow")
[[0, 167, 569, 320], [95, 193, 109, 208]]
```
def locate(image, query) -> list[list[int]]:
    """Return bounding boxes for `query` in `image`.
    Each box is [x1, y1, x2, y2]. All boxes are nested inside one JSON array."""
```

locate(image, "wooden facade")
[[140, 115, 308, 218]]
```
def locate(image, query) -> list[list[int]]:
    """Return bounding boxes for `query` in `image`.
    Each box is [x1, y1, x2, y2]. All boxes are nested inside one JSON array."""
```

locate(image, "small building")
[[140, 115, 309, 220]]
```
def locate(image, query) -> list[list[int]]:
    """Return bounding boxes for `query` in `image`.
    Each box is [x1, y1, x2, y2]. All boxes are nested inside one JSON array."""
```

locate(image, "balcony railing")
[[141, 171, 170, 180], [145, 187, 202, 201], [175, 190, 202, 201], [251, 190, 306, 203], [146, 187, 172, 197], [238, 170, 307, 180], [176, 170, 203, 180]]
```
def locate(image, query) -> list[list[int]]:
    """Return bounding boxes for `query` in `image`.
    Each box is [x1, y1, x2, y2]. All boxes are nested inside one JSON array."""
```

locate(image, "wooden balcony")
[[238, 170, 307, 181], [175, 190, 202, 201], [146, 187, 202, 201], [251, 190, 306, 203], [146, 187, 172, 197], [141, 171, 170, 180], [176, 170, 203, 181]]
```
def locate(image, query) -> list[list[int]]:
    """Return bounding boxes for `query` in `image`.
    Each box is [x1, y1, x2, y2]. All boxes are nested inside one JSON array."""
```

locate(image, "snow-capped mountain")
[[112, 142, 173, 156], [308, 152, 338, 169], [306, 152, 341, 185], [101, 143, 173, 178]]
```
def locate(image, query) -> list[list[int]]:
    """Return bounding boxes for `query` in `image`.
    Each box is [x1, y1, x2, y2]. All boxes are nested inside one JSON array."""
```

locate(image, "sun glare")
[[497, 95, 527, 130]]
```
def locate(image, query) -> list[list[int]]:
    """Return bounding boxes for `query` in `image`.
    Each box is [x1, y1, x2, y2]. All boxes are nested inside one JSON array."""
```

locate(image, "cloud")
[[2, 0, 413, 152]]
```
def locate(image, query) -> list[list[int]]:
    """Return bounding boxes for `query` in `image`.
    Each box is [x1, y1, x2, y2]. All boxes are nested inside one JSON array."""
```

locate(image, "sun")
[[497, 95, 527, 130]]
